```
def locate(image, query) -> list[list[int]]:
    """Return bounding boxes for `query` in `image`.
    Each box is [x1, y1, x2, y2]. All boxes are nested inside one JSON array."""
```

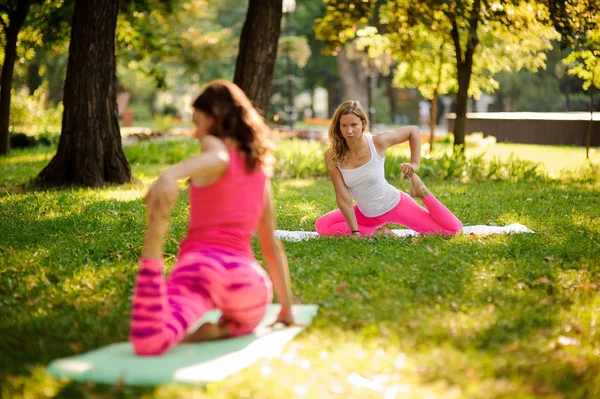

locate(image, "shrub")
[[465, 132, 497, 149], [274, 139, 328, 178], [153, 114, 176, 133], [10, 84, 63, 137], [121, 137, 548, 183], [124, 139, 200, 165]]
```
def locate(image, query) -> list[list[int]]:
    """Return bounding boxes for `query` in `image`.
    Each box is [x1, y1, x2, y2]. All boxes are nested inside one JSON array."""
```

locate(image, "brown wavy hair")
[[192, 80, 274, 175], [328, 101, 370, 165]]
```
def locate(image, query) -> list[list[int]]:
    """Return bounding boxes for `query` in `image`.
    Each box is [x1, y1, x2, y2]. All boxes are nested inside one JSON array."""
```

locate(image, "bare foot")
[[408, 173, 431, 199], [181, 322, 229, 343], [374, 224, 397, 237]]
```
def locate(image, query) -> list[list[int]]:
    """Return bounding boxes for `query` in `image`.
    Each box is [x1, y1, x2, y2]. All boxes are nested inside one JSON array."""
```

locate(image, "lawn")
[[1, 140, 599, 398]]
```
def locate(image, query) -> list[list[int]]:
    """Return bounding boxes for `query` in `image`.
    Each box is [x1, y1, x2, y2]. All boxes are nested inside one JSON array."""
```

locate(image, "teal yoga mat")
[[47, 304, 318, 386]]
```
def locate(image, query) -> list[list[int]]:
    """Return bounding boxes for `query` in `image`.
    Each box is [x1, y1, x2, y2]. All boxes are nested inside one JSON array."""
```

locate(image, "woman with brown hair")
[[130, 80, 296, 356]]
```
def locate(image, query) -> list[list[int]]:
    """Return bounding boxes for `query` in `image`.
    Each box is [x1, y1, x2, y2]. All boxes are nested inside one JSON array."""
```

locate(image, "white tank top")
[[338, 135, 401, 217]]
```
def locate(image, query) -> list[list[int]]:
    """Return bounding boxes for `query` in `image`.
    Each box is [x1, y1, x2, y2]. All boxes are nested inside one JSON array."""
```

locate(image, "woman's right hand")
[[145, 173, 179, 218]]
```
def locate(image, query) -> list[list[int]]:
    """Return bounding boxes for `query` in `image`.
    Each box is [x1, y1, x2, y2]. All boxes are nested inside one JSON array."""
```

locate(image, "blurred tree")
[[0, 0, 39, 155], [548, 0, 600, 159], [491, 45, 586, 112], [387, 1, 559, 150], [116, 0, 242, 118], [270, 35, 311, 125], [315, 0, 377, 111], [288, 0, 340, 117], [346, 26, 393, 124], [234, 0, 283, 114], [316, 0, 559, 149], [117, 0, 237, 92], [543, 0, 599, 49], [389, 23, 455, 152], [36, 0, 131, 186], [383, 1, 557, 150], [563, 30, 600, 159]]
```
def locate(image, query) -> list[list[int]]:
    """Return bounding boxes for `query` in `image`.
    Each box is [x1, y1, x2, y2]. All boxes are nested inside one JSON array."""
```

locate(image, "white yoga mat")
[[276, 223, 534, 242]]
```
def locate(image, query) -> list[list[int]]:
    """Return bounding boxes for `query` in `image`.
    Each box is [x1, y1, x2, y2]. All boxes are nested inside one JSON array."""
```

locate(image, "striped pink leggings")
[[315, 191, 462, 236], [130, 248, 272, 356]]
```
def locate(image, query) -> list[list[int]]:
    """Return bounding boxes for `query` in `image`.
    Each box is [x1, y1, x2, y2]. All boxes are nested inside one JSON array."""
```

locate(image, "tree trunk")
[[587, 85, 594, 159], [27, 58, 43, 94], [429, 91, 438, 153], [36, 0, 131, 187], [454, 62, 472, 149], [449, 1, 480, 152], [233, 0, 282, 116], [327, 79, 341, 117], [366, 72, 374, 124], [309, 85, 316, 118], [386, 74, 397, 124], [0, 1, 32, 156], [148, 92, 157, 117], [336, 47, 369, 107]]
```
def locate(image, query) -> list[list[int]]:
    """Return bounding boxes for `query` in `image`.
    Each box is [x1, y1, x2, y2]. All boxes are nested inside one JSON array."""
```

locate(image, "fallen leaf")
[[69, 343, 82, 353], [351, 321, 365, 330], [540, 298, 553, 305], [554, 351, 588, 375], [465, 367, 478, 380], [336, 283, 349, 294], [114, 371, 126, 390], [426, 246, 440, 256], [401, 320, 420, 329], [299, 216, 309, 224], [579, 283, 597, 291], [500, 341, 520, 353]]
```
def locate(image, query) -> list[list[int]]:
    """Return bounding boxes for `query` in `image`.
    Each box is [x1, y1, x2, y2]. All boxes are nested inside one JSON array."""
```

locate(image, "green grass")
[[1, 141, 600, 398], [389, 141, 600, 176]]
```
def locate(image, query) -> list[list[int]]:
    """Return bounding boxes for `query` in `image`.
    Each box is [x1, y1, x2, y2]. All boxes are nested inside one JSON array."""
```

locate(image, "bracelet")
[[351, 230, 360, 234]]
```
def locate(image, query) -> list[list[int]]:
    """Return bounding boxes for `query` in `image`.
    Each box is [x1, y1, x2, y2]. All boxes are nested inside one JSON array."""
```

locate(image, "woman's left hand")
[[400, 162, 419, 177]]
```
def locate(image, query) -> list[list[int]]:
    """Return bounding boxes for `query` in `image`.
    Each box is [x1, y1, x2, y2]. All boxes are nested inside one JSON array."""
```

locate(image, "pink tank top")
[[179, 146, 267, 257]]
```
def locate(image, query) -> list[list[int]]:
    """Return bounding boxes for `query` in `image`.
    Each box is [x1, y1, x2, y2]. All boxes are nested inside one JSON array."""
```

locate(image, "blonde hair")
[[328, 101, 370, 165]]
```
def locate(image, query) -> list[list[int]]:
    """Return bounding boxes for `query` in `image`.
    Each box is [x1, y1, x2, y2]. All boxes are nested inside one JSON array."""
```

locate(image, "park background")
[[1, 0, 600, 398]]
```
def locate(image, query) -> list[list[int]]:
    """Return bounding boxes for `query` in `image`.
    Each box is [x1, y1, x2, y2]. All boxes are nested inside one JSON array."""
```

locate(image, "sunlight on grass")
[[0, 152, 54, 165], [482, 144, 599, 174], [1, 142, 600, 398], [286, 179, 317, 188], [570, 213, 600, 233], [94, 187, 146, 202]]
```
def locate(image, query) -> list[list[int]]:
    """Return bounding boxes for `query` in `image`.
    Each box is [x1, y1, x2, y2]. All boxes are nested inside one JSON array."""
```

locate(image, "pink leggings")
[[130, 248, 272, 356], [315, 191, 462, 236]]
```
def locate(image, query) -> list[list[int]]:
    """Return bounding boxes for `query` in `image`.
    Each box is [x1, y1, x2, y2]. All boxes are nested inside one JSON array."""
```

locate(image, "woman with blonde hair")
[[315, 101, 462, 237]]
